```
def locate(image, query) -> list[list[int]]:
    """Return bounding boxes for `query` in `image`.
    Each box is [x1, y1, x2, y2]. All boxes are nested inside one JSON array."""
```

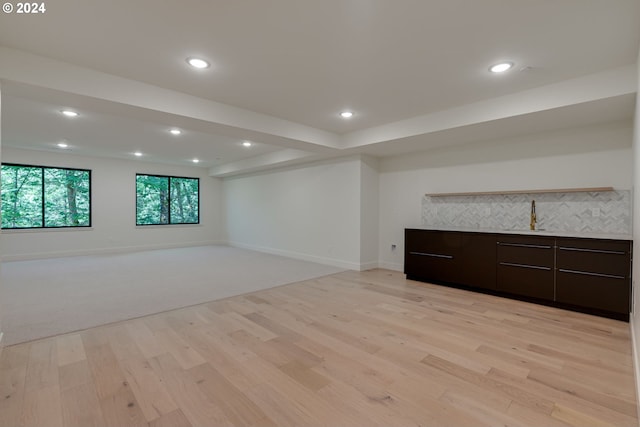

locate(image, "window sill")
[[1, 227, 94, 234], [135, 224, 201, 229]]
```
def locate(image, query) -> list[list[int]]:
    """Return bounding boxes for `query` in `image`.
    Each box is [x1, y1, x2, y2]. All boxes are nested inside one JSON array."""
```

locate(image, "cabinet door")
[[459, 233, 497, 290], [496, 235, 555, 300], [404, 229, 461, 283], [556, 238, 631, 314]]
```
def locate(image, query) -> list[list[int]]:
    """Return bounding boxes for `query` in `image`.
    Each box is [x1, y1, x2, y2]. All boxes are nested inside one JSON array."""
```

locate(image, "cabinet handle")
[[557, 268, 625, 280], [409, 251, 453, 259], [499, 262, 551, 271], [497, 242, 552, 249], [558, 246, 626, 255]]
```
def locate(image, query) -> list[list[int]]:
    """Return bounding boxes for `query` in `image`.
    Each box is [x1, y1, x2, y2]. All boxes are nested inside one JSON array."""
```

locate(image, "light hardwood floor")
[[0, 269, 637, 426]]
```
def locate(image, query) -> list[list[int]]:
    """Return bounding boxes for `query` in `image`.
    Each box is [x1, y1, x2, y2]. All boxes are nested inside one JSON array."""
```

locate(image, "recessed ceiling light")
[[61, 110, 79, 117], [186, 57, 210, 69], [242, 141, 252, 147], [169, 128, 182, 135], [489, 62, 514, 73], [192, 158, 200, 163], [57, 142, 69, 148], [340, 111, 354, 119], [133, 151, 143, 157]]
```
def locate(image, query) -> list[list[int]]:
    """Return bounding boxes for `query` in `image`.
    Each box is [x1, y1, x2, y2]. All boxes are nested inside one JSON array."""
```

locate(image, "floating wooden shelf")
[[425, 187, 615, 197]]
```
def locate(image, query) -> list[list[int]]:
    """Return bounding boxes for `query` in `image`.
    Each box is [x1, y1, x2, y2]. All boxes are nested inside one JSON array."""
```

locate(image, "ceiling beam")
[[209, 149, 321, 177], [0, 46, 342, 152], [342, 64, 637, 149]]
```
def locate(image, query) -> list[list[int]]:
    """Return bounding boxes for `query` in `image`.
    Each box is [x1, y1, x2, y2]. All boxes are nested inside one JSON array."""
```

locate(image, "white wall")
[[378, 122, 634, 271], [1, 148, 225, 260], [630, 46, 640, 414], [360, 156, 379, 269], [224, 156, 365, 270]]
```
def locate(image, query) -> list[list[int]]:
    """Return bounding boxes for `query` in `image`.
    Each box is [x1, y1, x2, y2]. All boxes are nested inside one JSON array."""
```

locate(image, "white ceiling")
[[0, 0, 639, 175]]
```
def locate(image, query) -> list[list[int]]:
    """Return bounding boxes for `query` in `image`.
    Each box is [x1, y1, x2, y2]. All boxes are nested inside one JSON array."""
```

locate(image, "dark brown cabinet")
[[404, 230, 462, 283], [555, 238, 631, 315], [497, 235, 555, 300], [404, 229, 496, 290], [404, 229, 632, 320]]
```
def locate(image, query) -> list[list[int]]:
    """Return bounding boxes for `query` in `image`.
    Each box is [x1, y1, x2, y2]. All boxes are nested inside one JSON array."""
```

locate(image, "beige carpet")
[[1, 245, 344, 345]]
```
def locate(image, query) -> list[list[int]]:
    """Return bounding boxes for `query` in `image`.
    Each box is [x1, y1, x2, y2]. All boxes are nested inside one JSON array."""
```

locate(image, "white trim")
[[134, 224, 203, 230], [630, 314, 640, 422], [1, 240, 226, 262], [1, 227, 94, 234], [378, 261, 404, 272], [228, 241, 359, 270], [359, 261, 379, 271]]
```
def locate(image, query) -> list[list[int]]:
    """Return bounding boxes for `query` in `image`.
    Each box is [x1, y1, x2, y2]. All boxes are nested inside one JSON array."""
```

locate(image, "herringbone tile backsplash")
[[422, 190, 631, 234]]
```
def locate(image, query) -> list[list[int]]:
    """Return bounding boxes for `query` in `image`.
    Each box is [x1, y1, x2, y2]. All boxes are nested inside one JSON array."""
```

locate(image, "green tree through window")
[[136, 174, 199, 225], [1, 164, 91, 229]]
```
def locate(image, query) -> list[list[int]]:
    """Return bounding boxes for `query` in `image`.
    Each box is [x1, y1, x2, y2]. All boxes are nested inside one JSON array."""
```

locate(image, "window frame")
[[135, 173, 200, 226], [1, 162, 92, 230]]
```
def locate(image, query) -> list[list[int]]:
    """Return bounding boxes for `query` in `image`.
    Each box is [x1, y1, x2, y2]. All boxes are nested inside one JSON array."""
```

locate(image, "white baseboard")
[[1, 240, 226, 262], [378, 261, 404, 272], [228, 241, 361, 271], [630, 314, 640, 422], [359, 261, 379, 271]]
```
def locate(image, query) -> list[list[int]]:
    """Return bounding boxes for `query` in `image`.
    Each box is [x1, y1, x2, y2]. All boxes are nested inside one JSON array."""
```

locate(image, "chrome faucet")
[[530, 200, 536, 231]]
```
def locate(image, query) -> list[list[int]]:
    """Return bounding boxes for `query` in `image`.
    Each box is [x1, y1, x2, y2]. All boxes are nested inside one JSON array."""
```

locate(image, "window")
[[1, 163, 91, 229], [136, 174, 199, 225]]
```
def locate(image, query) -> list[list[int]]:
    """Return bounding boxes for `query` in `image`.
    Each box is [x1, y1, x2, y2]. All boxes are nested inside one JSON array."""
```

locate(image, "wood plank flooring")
[[0, 269, 637, 426]]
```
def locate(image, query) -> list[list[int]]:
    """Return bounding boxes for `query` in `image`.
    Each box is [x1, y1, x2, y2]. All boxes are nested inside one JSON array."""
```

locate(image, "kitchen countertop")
[[408, 226, 632, 241]]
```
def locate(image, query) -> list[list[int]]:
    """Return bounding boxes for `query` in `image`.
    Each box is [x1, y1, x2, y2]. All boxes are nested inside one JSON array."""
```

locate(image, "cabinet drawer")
[[496, 235, 554, 300], [405, 229, 462, 255], [556, 270, 630, 314], [556, 238, 630, 278], [405, 252, 458, 283], [556, 237, 630, 253], [497, 262, 554, 300], [497, 236, 554, 268], [405, 229, 462, 283]]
